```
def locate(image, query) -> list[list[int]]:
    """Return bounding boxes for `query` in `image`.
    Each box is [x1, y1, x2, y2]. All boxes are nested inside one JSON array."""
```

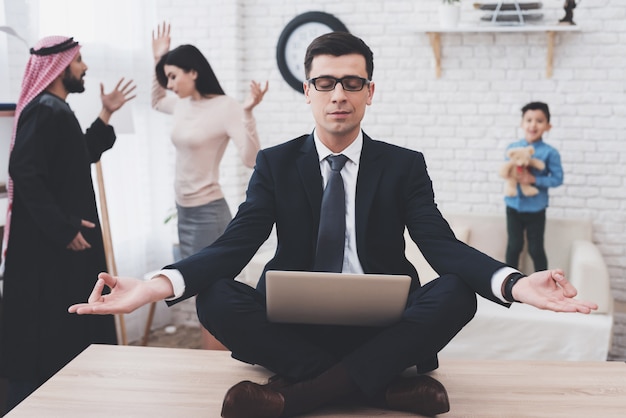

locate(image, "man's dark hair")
[[304, 32, 374, 80], [155, 44, 225, 96], [521, 101, 550, 123]]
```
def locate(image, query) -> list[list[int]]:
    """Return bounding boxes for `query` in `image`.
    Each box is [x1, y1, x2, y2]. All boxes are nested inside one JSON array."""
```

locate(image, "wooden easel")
[[95, 161, 127, 345]]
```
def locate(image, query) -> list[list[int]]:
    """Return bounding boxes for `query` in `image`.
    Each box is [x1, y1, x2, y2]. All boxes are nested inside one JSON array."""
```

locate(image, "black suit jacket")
[[168, 133, 507, 306]]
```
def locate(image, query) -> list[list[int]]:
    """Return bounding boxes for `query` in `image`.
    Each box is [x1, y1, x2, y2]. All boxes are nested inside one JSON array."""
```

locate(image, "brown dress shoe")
[[384, 374, 450, 416], [221, 380, 285, 418]]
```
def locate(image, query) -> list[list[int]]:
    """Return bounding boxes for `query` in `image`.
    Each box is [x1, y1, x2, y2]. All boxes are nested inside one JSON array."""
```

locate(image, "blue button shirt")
[[503, 139, 563, 213]]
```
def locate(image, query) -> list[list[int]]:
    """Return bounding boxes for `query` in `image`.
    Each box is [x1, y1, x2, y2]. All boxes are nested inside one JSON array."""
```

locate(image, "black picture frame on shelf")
[[276, 11, 349, 94]]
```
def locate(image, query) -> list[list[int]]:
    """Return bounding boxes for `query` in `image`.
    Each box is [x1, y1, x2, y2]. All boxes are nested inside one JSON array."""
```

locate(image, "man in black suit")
[[70, 32, 596, 417]]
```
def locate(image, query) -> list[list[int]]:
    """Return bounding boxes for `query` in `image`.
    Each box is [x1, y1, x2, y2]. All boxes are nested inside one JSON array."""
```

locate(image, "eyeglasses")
[[307, 76, 370, 92]]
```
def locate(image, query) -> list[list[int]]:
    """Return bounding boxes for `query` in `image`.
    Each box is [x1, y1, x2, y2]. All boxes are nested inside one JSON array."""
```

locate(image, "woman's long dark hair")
[[155, 44, 225, 96]]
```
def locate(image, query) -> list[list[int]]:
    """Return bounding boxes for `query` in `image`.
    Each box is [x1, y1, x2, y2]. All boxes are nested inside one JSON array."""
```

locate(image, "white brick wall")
[[4, 0, 625, 356], [155, 0, 626, 359]]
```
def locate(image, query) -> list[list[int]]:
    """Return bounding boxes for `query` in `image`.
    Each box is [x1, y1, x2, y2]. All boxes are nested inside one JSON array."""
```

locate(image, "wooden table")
[[7, 344, 626, 417]]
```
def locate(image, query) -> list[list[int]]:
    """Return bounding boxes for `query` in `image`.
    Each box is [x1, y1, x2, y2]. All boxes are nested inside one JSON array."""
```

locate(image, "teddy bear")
[[499, 146, 545, 197]]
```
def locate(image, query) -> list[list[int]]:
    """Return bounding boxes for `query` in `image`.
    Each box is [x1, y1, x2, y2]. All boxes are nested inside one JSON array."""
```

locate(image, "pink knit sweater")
[[152, 79, 260, 207]]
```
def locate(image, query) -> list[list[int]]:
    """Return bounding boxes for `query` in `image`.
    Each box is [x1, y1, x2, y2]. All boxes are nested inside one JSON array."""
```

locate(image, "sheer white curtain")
[[37, 0, 176, 278], [0, 1, 10, 100]]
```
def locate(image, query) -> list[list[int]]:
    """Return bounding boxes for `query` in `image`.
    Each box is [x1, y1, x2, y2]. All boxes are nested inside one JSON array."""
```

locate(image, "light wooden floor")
[[130, 324, 204, 349], [7, 344, 626, 417]]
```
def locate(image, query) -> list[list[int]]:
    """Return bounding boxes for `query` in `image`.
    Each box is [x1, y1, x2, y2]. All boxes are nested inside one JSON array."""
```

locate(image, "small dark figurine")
[[559, 0, 578, 25]]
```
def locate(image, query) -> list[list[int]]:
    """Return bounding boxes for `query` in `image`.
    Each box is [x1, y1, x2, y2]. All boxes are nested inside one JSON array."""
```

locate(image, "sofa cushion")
[[405, 213, 612, 314], [439, 297, 613, 361], [404, 223, 470, 285]]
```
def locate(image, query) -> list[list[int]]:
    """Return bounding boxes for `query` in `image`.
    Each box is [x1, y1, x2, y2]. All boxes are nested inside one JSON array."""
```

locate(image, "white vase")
[[438, 4, 460, 28]]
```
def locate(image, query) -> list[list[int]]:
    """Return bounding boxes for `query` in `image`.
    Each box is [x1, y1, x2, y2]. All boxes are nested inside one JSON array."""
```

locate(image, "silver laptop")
[[265, 270, 411, 326]]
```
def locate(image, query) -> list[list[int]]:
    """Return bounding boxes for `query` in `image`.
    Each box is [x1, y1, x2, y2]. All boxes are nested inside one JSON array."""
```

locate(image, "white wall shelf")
[[415, 25, 581, 78]]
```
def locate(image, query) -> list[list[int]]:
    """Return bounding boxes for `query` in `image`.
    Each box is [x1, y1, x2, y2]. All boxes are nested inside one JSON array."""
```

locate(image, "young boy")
[[504, 102, 563, 271]]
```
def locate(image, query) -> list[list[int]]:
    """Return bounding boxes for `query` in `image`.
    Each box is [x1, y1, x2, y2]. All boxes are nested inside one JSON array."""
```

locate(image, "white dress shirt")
[[313, 130, 364, 274]]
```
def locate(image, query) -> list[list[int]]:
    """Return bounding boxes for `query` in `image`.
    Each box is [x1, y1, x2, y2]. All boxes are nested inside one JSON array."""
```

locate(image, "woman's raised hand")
[[152, 21, 171, 60], [243, 80, 269, 111]]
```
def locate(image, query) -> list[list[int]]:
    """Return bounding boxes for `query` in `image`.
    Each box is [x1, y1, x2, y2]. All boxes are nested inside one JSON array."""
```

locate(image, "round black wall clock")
[[276, 11, 349, 94]]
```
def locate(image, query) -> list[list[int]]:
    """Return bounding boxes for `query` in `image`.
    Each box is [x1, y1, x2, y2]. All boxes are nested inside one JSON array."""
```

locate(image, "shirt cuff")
[[153, 269, 186, 300], [491, 266, 520, 303]]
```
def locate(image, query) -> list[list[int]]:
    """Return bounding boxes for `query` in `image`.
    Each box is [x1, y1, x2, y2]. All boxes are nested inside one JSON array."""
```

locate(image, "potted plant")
[[439, 0, 461, 28]]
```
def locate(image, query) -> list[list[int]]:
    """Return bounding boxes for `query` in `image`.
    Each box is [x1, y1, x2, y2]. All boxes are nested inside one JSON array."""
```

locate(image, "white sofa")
[[405, 212, 614, 361], [242, 213, 614, 361]]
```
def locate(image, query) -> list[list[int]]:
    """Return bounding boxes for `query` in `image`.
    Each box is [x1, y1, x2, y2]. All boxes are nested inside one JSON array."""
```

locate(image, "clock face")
[[276, 12, 349, 94], [284, 22, 332, 88]]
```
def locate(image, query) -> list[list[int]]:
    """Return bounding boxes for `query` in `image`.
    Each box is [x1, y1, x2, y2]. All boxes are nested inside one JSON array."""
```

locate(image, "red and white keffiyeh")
[[1, 36, 81, 266]]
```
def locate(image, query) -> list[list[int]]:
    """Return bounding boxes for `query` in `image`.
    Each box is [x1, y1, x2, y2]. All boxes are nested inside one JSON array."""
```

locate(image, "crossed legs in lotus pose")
[[197, 274, 476, 417]]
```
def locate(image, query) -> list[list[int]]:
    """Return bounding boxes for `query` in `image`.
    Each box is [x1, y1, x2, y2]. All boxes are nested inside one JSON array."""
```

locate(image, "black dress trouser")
[[196, 273, 477, 396]]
